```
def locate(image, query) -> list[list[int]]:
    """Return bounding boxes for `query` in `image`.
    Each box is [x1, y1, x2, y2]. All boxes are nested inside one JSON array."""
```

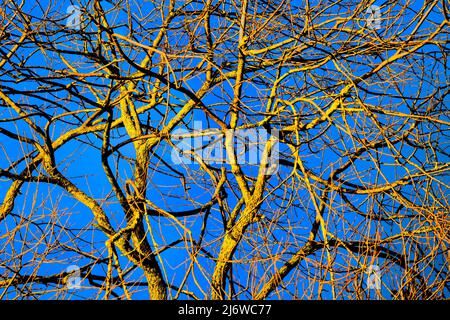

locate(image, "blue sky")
[[0, 0, 449, 299]]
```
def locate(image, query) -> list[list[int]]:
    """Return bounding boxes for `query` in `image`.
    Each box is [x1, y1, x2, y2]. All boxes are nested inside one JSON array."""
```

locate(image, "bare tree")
[[0, 0, 449, 300]]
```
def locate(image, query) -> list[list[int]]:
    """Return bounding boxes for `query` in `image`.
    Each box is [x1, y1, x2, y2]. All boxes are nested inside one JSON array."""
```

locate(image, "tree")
[[0, 0, 449, 300]]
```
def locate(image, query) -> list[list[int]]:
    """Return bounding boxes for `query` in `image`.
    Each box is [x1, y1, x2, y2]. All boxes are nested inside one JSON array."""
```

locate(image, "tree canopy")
[[0, 0, 449, 299]]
